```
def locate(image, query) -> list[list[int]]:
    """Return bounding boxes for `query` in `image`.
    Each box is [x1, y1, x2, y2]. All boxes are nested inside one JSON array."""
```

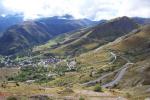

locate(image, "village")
[[0, 55, 76, 69]]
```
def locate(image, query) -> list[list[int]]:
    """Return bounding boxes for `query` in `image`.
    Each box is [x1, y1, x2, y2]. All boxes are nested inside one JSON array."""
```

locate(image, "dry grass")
[[0, 68, 20, 82]]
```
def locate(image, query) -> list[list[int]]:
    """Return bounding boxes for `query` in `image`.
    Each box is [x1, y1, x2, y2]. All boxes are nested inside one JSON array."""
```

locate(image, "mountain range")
[[0, 15, 150, 56], [0, 15, 98, 55], [33, 16, 139, 56], [74, 24, 150, 99], [0, 14, 23, 36], [31, 16, 150, 99], [0, 14, 150, 99]]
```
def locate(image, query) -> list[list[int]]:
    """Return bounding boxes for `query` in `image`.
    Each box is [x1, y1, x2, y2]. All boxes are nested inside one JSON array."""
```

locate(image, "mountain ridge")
[[0, 16, 98, 55], [34, 16, 139, 56]]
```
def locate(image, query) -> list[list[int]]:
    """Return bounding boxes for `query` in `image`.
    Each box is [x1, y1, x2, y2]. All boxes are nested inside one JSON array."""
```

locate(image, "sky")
[[0, 0, 150, 20]]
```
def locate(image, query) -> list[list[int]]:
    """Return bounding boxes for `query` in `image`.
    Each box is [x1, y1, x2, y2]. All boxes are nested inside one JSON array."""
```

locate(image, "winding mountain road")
[[82, 52, 118, 86], [82, 52, 133, 88], [102, 63, 133, 88], [109, 52, 117, 64]]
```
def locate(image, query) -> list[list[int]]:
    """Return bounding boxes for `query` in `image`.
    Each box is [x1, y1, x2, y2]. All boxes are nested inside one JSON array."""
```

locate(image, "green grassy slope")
[[33, 16, 139, 56]]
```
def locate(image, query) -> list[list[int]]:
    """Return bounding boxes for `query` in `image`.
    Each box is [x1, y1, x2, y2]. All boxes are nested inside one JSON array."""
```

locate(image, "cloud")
[[0, 0, 8, 14], [118, 0, 150, 18], [0, 0, 150, 20]]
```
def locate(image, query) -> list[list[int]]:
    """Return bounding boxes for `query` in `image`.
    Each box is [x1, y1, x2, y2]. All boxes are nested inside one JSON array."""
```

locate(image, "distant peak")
[[115, 16, 131, 20], [121, 16, 130, 19], [108, 16, 132, 23], [61, 14, 74, 19]]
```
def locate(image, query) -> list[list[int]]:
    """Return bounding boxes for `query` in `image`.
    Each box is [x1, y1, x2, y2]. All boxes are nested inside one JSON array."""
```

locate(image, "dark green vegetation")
[[8, 66, 53, 83], [93, 84, 103, 92], [7, 96, 17, 100], [79, 96, 85, 100]]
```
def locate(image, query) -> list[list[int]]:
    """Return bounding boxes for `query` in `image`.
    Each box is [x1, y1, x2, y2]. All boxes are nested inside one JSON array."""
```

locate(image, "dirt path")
[[0, 92, 11, 100]]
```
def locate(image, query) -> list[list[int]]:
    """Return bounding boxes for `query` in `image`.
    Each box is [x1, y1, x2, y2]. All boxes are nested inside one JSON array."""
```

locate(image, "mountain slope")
[[76, 25, 150, 99], [32, 22, 150, 99], [108, 25, 150, 59], [36, 16, 98, 36], [132, 17, 150, 25], [0, 14, 23, 37], [0, 21, 52, 55], [0, 16, 97, 55], [35, 16, 138, 56]]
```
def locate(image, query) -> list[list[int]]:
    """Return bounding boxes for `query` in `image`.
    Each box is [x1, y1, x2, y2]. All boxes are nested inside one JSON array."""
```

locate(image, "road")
[[82, 63, 130, 86], [102, 63, 133, 88], [82, 52, 118, 86], [82, 52, 133, 88], [109, 52, 117, 64]]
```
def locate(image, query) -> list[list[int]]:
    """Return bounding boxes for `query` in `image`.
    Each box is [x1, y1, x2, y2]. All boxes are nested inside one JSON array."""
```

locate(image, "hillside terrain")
[[132, 17, 150, 25], [0, 14, 23, 36], [0, 16, 149, 56], [0, 16, 150, 100], [76, 25, 150, 99], [30, 19, 150, 100], [33, 16, 139, 56], [0, 16, 97, 55]]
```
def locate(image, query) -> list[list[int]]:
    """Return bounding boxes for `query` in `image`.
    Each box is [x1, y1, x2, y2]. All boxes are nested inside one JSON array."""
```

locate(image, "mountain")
[[0, 16, 97, 55], [35, 16, 138, 56], [76, 25, 150, 99], [132, 17, 150, 25], [36, 15, 98, 35], [0, 16, 149, 99], [110, 25, 150, 86], [0, 14, 24, 37], [32, 21, 150, 99], [0, 21, 52, 55], [111, 25, 150, 53]]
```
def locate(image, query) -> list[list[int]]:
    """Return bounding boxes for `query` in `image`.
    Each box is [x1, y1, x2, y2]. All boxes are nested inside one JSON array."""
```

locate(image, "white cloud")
[[1, 0, 150, 20], [118, 0, 150, 18]]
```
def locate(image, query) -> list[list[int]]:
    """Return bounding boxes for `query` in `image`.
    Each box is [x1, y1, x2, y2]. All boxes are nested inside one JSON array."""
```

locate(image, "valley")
[[0, 16, 150, 100]]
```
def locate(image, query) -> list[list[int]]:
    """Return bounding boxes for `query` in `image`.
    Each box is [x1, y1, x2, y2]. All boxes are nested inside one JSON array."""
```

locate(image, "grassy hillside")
[[0, 17, 97, 56], [0, 18, 149, 100], [75, 25, 150, 99], [33, 16, 139, 57], [0, 21, 52, 55]]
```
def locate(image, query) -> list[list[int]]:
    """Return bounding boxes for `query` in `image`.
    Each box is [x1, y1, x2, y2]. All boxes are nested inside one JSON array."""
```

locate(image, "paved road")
[[102, 63, 133, 88], [82, 53, 133, 87], [82, 52, 117, 86], [109, 52, 117, 64], [101, 54, 133, 88], [82, 63, 129, 86]]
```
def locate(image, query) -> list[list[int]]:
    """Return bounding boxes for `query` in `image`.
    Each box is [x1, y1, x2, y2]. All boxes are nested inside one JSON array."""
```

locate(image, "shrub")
[[94, 84, 102, 92], [7, 96, 17, 100], [15, 82, 20, 86], [79, 96, 85, 100], [126, 92, 132, 98]]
